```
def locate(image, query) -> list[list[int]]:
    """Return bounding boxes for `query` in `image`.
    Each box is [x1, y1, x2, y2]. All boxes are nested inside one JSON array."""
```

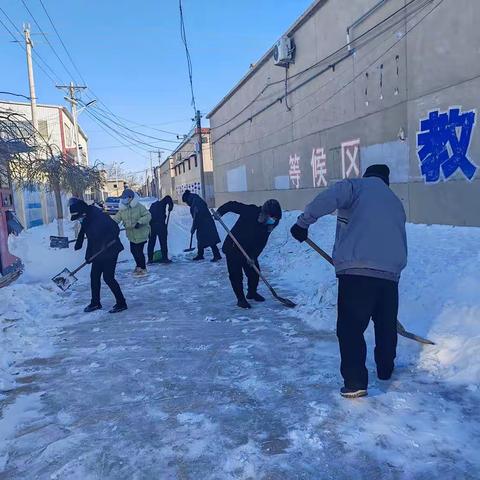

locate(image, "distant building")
[[0, 100, 89, 164], [105, 179, 127, 198], [0, 99, 89, 227], [159, 128, 214, 206]]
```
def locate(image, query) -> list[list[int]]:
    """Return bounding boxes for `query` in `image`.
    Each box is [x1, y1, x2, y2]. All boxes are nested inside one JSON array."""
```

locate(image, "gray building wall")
[[208, 0, 480, 226]]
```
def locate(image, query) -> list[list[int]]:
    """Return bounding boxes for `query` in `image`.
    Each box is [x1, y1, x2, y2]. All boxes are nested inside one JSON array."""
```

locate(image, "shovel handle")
[[305, 238, 334, 265], [71, 238, 117, 276]]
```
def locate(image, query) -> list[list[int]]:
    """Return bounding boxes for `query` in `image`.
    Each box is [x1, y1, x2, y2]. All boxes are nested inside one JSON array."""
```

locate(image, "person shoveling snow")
[[58, 198, 128, 314], [291, 164, 408, 399]]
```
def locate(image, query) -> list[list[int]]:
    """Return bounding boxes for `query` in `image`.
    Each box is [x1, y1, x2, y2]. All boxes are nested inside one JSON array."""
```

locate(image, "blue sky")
[[1, 0, 312, 174]]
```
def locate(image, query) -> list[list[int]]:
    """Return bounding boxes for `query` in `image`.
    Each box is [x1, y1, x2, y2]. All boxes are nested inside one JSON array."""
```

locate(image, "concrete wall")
[[208, 0, 480, 226]]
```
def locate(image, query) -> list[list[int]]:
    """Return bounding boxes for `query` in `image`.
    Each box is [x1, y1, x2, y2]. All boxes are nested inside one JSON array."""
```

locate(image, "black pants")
[[198, 245, 221, 259], [147, 224, 168, 262], [130, 241, 146, 269], [337, 274, 398, 390], [226, 250, 259, 300], [90, 254, 126, 306]]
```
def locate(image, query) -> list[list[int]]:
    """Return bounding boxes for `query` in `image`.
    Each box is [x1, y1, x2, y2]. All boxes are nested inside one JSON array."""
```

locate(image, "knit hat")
[[363, 164, 390, 186], [69, 197, 89, 221], [261, 199, 282, 220], [120, 188, 135, 200]]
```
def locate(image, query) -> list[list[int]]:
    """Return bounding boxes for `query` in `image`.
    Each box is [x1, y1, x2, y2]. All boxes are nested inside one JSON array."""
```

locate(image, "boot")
[[159, 258, 172, 264], [246, 291, 265, 302], [133, 267, 141, 276], [340, 387, 368, 399], [192, 255, 204, 261], [211, 254, 222, 263], [109, 303, 128, 314], [84, 303, 102, 313], [236, 298, 252, 309], [136, 268, 148, 276]]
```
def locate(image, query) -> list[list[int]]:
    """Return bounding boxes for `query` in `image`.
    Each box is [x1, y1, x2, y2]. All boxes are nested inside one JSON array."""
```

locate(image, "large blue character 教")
[[417, 107, 477, 183]]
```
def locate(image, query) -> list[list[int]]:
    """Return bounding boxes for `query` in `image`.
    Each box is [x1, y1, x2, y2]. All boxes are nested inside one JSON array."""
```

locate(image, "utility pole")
[[24, 25, 38, 133], [56, 83, 87, 163], [195, 110, 206, 200]]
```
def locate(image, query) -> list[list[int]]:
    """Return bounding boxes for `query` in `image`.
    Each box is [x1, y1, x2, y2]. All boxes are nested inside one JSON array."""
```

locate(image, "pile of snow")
[[260, 211, 480, 388]]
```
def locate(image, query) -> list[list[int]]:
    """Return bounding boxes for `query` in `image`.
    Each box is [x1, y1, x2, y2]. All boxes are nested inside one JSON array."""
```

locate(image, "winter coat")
[[297, 177, 407, 281], [189, 193, 220, 249], [113, 194, 151, 244], [75, 205, 124, 262], [149, 196, 173, 229], [217, 201, 274, 259]]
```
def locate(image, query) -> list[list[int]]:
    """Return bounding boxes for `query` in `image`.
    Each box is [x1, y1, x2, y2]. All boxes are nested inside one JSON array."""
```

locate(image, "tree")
[[0, 109, 105, 233]]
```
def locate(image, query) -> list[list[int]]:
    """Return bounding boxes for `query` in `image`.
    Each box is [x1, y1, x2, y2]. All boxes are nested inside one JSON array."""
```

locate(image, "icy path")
[[1, 255, 479, 479]]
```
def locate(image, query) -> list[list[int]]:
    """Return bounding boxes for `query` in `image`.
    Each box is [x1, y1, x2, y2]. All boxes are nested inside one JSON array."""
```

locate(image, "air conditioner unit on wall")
[[273, 36, 295, 67]]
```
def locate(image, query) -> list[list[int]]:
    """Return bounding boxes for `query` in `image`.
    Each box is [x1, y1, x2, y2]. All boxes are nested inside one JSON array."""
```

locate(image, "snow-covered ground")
[[0, 204, 479, 478]]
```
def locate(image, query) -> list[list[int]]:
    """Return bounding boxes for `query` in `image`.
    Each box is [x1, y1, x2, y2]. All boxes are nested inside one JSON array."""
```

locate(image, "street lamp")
[[63, 97, 97, 164]]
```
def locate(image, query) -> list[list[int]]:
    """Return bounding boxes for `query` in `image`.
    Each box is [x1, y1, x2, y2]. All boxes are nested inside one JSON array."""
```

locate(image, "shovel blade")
[[274, 293, 296, 308], [52, 268, 78, 291], [50, 236, 70, 249], [183, 247, 195, 252]]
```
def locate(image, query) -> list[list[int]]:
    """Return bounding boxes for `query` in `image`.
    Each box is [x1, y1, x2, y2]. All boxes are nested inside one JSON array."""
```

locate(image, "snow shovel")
[[211, 208, 296, 308], [49, 236, 76, 249], [52, 239, 117, 291], [184, 232, 195, 252], [304, 237, 435, 345]]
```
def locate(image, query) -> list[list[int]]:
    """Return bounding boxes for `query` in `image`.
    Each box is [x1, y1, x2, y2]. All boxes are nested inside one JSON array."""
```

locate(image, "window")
[[188, 159, 191, 170], [201, 135, 209, 144], [113, 184, 117, 189], [38, 120, 49, 140], [182, 162, 186, 174], [194, 155, 198, 168]]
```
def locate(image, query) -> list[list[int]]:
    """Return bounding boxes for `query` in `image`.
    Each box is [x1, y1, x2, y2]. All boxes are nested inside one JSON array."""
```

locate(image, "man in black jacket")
[[70, 198, 127, 314], [215, 199, 282, 308], [182, 190, 222, 262], [148, 195, 173, 264]]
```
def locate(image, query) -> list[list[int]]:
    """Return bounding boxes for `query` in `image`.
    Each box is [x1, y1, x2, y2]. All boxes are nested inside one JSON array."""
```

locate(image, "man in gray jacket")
[[291, 164, 407, 399]]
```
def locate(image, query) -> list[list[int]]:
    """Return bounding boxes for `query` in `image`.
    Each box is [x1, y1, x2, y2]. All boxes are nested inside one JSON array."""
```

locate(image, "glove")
[[290, 223, 308, 243], [168, 205, 173, 212], [74, 240, 83, 251], [134, 223, 141, 229], [212, 210, 221, 221], [190, 226, 196, 235]]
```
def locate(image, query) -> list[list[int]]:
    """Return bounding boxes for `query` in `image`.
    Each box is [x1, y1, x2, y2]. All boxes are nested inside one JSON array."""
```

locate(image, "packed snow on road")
[[0, 206, 479, 479]]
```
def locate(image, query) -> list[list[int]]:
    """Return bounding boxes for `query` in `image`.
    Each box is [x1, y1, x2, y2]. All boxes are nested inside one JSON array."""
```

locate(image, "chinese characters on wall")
[[288, 139, 362, 189], [417, 107, 477, 183]]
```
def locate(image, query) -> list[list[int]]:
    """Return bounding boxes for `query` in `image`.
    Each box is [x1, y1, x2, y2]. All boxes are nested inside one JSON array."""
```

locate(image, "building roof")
[[206, 0, 326, 119], [0, 99, 88, 141]]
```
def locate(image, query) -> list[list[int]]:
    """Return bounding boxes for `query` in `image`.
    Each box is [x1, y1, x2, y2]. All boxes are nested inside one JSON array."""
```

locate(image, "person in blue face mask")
[[215, 199, 282, 309]]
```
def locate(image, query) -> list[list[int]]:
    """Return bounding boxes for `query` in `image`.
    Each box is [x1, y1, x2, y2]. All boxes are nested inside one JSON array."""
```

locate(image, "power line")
[[212, 0, 436, 145], [179, 0, 197, 115], [209, 0, 434, 131], [34, 1, 186, 145], [82, 102, 182, 144], [0, 7, 62, 84], [213, 0, 444, 150], [0, 91, 31, 100], [37, 0, 88, 86], [19, 0, 78, 82]]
